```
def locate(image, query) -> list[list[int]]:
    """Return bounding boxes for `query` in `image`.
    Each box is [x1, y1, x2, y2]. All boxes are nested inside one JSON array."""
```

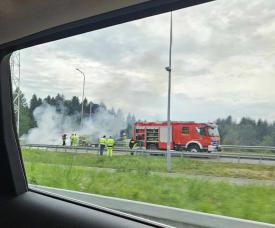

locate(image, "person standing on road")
[[74, 133, 79, 146], [71, 133, 76, 147], [99, 135, 106, 156], [62, 134, 67, 146], [129, 137, 137, 155], [70, 133, 74, 146], [106, 136, 115, 157]]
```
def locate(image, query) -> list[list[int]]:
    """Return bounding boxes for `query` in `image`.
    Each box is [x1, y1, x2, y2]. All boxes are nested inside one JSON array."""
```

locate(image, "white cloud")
[[18, 0, 275, 122]]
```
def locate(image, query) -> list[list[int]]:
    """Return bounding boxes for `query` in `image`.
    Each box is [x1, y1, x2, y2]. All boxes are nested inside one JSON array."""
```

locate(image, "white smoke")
[[21, 103, 127, 145]]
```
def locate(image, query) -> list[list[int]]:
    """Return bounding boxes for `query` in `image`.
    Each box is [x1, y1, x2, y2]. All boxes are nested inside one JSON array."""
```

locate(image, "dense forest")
[[15, 90, 275, 146], [217, 116, 275, 146], [15, 90, 136, 137]]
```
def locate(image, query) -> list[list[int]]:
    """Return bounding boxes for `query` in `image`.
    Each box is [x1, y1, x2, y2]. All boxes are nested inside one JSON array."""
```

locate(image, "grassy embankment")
[[22, 148, 275, 224]]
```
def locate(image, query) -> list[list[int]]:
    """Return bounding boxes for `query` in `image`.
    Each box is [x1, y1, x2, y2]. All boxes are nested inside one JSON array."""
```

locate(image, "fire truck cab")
[[134, 121, 221, 152]]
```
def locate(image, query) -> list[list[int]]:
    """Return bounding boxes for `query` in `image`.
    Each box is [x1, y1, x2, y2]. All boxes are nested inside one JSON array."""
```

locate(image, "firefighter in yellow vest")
[[70, 133, 74, 146], [106, 136, 115, 157], [74, 133, 79, 146], [71, 133, 78, 146], [98, 135, 106, 156]]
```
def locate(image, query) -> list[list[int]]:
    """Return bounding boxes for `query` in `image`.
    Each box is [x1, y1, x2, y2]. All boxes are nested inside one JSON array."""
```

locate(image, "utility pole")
[[165, 12, 173, 173], [76, 68, 86, 128], [11, 51, 21, 136]]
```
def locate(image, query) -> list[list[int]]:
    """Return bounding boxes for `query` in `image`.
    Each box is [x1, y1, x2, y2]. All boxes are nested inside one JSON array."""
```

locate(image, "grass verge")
[[25, 161, 275, 224], [22, 148, 275, 180]]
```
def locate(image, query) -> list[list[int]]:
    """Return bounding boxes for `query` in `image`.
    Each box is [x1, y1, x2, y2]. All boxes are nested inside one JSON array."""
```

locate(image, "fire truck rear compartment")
[[146, 128, 159, 150]]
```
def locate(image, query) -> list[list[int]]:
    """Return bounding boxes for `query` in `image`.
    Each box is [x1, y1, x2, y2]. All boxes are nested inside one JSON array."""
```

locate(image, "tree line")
[[15, 90, 136, 137], [14, 89, 275, 146], [216, 116, 275, 146]]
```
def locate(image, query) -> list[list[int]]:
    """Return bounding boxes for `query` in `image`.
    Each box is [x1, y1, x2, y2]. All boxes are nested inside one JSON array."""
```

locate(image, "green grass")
[[22, 148, 275, 180], [22, 148, 275, 224], [24, 161, 275, 224]]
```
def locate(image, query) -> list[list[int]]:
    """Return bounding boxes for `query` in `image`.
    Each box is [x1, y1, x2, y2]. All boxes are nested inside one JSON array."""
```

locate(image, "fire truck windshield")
[[207, 127, 219, 137], [196, 127, 206, 135]]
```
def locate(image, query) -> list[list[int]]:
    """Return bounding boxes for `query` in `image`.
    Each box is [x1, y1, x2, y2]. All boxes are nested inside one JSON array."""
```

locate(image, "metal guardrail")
[[22, 143, 275, 151], [30, 184, 275, 228], [221, 145, 275, 151], [21, 144, 275, 163], [22, 144, 275, 163]]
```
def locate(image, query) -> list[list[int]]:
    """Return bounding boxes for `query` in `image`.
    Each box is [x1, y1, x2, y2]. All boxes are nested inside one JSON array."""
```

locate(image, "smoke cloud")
[[21, 103, 127, 145]]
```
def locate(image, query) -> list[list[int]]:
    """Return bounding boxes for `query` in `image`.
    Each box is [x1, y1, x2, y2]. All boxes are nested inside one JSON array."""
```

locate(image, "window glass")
[[11, 0, 275, 226], [208, 127, 220, 137], [196, 127, 205, 136], [182, 127, 189, 134]]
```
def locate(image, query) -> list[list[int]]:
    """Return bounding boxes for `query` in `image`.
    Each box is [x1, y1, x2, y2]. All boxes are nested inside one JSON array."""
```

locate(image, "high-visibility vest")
[[72, 135, 78, 144], [99, 138, 106, 145], [106, 138, 115, 147]]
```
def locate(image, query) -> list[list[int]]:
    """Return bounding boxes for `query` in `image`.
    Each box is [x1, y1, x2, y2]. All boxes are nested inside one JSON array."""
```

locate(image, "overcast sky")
[[18, 0, 275, 122]]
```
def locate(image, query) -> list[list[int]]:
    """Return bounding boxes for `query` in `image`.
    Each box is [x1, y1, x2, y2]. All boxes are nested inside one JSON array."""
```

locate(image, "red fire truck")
[[134, 121, 220, 152]]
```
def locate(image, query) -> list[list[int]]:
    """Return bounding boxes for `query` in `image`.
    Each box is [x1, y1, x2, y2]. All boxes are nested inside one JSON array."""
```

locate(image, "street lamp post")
[[165, 12, 173, 173], [75, 68, 86, 128]]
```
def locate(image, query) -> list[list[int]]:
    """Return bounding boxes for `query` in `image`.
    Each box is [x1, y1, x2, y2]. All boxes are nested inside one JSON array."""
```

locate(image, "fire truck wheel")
[[187, 144, 200, 153]]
